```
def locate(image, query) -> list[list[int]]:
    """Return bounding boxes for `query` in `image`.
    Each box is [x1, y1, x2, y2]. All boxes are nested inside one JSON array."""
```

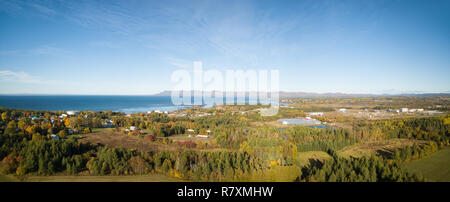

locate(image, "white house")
[[50, 134, 60, 140], [187, 129, 195, 132], [130, 126, 136, 131], [67, 111, 80, 116], [409, 109, 418, 113], [338, 108, 347, 112], [104, 120, 113, 128], [400, 108, 409, 113], [308, 112, 324, 116], [196, 135, 209, 138]]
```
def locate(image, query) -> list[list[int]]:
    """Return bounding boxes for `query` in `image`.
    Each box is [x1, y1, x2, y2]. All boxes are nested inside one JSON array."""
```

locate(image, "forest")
[[0, 105, 448, 182]]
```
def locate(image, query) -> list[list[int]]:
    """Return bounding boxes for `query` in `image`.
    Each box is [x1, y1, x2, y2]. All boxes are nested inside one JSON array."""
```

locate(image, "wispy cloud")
[[0, 70, 44, 84], [0, 45, 67, 56], [163, 57, 193, 69], [0, 70, 69, 85], [89, 41, 120, 48], [0, 0, 58, 18], [29, 45, 66, 56]]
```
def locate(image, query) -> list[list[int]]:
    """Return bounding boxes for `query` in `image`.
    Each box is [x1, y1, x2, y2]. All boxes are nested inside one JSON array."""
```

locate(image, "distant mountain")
[[152, 90, 450, 98], [152, 90, 173, 96]]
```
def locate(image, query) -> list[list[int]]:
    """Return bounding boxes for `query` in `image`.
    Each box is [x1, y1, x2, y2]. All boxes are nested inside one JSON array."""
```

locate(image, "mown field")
[[337, 139, 424, 158], [405, 148, 450, 182], [298, 151, 331, 166], [0, 174, 18, 182], [20, 174, 181, 182], [0, 173, 181, 182], [79, 129, 178, 152]]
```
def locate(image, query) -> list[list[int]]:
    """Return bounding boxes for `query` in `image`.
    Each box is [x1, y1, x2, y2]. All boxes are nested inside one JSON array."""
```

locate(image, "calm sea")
[[0, 95, 275, 113], [0, 96, 188, 113]]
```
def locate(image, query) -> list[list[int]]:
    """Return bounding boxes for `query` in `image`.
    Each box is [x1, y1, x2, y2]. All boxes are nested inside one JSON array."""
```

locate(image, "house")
[[426, 110, 443, 114], [400, 108, 409, 113], [67, 111, 80, 116], [130, 126, 136, 131], [196, 135, 209, 138], [187, 129, 195, 133], [279, 118, 321, 125], [308, 112, 324, 116], [409, 109, 418, 113], [50, 134, 60, 140], [338, 108, 347, 112], [206, 130, 211, 133], [104, 120, 113, 128]]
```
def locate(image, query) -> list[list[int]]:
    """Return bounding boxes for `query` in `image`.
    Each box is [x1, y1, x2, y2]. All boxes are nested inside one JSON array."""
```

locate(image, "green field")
[[22, 174, 181, 182], [405, 148, 450, 182], [0, 174, 18, 182], [298, 151, 331, 166], [91, 128, 112, 133]]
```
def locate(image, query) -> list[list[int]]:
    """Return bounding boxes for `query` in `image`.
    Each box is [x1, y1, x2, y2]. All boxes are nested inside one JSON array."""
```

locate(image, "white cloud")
[[29, 45, 66, 56], [0, 70, 70, 85], [0, 45, 66, 56], [164, 57, 193, 69], [89, 41, 120, 48], [0, 70, 44, 84]]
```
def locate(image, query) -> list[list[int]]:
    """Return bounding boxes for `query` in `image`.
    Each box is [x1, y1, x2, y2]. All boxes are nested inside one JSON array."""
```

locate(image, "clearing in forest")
[[337, 138, 425, 158], [298, 151, 332, 166]]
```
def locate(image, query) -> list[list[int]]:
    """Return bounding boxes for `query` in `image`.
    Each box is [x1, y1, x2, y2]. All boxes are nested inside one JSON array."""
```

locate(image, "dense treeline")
[[0, 138, 93, 175], [391, 141, 441, 162], [301, 151, 424, 182], [353, 116, 449, 145]]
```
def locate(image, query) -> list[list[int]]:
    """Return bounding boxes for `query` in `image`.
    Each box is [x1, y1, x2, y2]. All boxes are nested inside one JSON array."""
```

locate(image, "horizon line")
[[0, 91, 449, 97]]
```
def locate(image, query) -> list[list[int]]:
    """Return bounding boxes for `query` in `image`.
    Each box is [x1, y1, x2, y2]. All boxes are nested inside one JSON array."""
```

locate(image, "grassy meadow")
[[405, 148, 450, 182]]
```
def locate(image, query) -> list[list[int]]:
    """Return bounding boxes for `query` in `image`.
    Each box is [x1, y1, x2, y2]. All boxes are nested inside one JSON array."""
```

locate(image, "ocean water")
[[0, 95, 277, 113], [0, 96, 188, 113]]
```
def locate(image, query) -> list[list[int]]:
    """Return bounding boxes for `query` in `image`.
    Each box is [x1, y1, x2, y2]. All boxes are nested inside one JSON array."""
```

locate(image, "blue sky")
[[0, 0, 449, 95]]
